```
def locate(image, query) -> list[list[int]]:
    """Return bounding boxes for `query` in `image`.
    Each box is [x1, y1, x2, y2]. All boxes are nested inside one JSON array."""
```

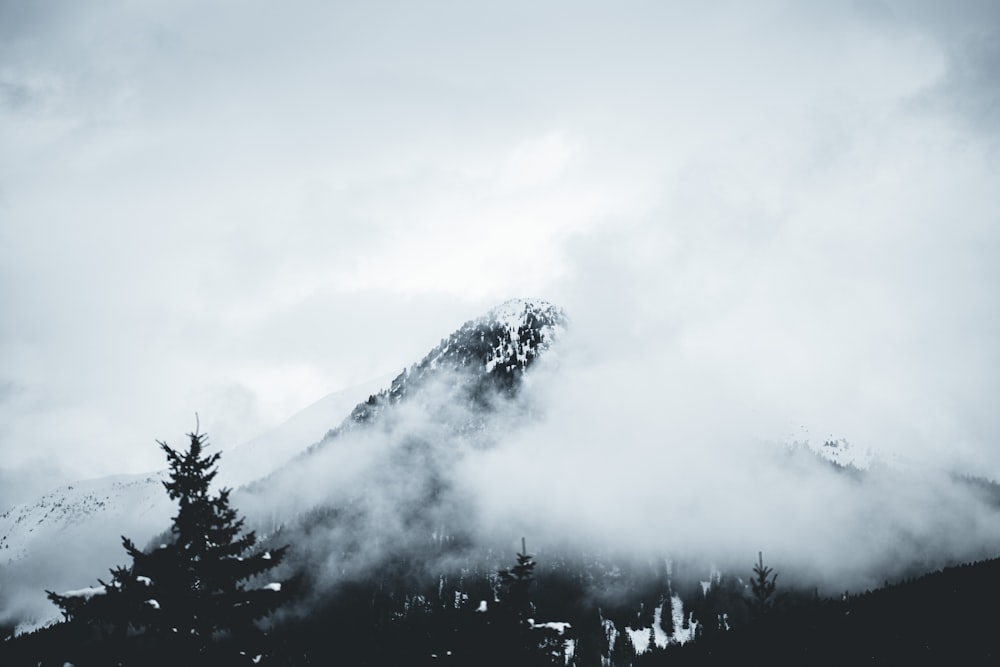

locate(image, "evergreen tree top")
[[160, 429, 220, 502], [499, 538, 536, 586], [748, 551, 779, 618]]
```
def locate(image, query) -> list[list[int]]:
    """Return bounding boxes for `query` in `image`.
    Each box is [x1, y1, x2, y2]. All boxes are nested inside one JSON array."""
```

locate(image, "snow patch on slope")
[[625, 596, 698, 655], [483, 298, 565, 373]]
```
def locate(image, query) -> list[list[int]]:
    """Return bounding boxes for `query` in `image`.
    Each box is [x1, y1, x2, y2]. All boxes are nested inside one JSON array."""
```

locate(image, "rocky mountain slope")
[[0, 298, 566, 630]]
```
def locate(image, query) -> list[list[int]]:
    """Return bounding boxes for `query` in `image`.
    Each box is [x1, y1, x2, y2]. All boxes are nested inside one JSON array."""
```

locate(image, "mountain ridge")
[[0, 297, 566, 631]]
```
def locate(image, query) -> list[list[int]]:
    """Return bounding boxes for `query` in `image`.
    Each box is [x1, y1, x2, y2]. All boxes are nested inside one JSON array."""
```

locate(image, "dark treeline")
[[6, 527, 1000, 665], [638, 556, 1000, 666], [259, 550, 1000, 666]]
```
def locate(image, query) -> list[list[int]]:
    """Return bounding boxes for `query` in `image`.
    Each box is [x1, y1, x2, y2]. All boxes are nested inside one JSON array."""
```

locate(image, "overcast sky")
[[1, 0, 998, 505]]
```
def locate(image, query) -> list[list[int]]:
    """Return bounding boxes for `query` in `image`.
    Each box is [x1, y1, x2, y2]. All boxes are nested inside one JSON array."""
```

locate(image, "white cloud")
[[0, 0, 997, 508]]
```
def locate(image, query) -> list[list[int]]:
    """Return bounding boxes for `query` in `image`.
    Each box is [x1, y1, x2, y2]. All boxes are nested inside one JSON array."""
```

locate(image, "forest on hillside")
[[3, 429, 1000, 666]]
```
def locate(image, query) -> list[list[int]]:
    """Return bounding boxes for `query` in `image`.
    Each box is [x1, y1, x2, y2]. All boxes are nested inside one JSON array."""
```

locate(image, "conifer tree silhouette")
[[47, 426, 288, 665], [497, 537, 536, 625], [492, 538, 564, 667], [748, 551, 779, 619]]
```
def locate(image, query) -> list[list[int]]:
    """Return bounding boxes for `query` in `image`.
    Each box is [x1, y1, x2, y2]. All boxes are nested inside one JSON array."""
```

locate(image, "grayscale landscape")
[[1, 2, 998, 665]]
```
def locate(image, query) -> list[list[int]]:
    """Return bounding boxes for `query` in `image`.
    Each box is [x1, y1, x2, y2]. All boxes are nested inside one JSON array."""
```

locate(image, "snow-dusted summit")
[[348, 298, 565, 423]]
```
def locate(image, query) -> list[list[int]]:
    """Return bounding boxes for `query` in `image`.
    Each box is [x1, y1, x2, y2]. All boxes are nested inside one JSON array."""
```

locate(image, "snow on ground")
[[626, 595, 699, 655], [700, 565, 721, 596], [530, 620, 571, 635], [59, 587, 106, 599], [563, 638, 576, 665]]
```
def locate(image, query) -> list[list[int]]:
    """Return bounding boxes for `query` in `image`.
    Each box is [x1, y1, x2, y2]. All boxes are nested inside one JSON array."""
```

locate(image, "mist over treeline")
[[4, 291, 1000, 639], [3, 295, 1000, 667], [232, 328, 1000, 611]]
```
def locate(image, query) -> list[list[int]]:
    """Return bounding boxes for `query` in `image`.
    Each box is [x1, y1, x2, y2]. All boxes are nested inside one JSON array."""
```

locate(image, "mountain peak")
[[347, 299, 566, 425], [482, 297, 565, 331]]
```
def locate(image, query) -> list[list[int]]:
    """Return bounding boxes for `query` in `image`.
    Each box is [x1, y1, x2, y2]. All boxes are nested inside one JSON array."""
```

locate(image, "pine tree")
[[47, 428, 288, 665], [748, 551, 779, 619], [497, 537, 536, 625], [492, 539, 565, 667]]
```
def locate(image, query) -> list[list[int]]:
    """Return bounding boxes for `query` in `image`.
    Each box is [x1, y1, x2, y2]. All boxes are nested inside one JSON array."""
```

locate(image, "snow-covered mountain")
[[5, 296, 1000, 665], [234, 296, 568, 562], [0, 472, 170, 567], [0, 298, 566, 630], [345, 297, 565, 425]]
